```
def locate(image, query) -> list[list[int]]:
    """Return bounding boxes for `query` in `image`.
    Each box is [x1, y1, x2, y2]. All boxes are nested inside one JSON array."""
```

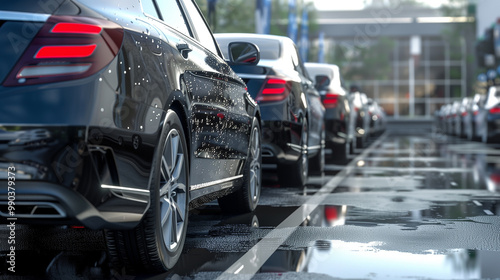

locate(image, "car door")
[[154, 0, 250, 187], [293, 47, 324, 153]]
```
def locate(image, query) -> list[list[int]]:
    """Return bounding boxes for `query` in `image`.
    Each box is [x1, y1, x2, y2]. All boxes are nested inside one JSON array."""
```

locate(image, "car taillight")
[[490, 173, 500, 184], [256, 77, 291, 102], [324, 206, 338, 222], [489, 107, 500, 114], [3, 15, 123, 86], [461, 112, 468, 117], [323, 93, 339, 109]]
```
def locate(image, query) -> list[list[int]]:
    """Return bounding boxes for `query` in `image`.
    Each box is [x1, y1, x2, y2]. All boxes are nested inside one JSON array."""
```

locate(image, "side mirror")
[[228, 42, 260, 65], [315, 75, 330, 91]]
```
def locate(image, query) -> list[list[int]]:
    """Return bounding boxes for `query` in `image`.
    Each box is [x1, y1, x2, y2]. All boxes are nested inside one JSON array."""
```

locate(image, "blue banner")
[[256, 0, 271, 34], [300, 8, 308, 62], [318, 31, 325, 63], [288, 0, 297, 42]]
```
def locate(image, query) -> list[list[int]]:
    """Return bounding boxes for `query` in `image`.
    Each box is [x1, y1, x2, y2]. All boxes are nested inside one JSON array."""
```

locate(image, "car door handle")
[[177, 43, 192, 58]]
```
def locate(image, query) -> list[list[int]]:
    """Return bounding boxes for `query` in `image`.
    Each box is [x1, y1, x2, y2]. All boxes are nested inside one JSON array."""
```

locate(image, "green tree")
[[195, 0, 255, 33], [196, 0, 318, 40], [331, 37, 395, 81]]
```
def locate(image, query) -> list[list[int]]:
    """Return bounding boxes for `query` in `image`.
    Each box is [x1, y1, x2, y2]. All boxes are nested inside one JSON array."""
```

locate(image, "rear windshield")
[[216, 36, 281, 60], [0, 0, 64, 14]]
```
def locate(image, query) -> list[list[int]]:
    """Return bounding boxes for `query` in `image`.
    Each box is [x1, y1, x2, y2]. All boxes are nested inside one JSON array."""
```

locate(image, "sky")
[[310, 0, 452, 10]]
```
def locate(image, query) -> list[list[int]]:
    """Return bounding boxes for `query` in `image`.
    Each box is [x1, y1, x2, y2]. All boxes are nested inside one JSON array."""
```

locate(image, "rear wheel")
[[106, 110, 189, 273], [278, 119, 308, 188], [218, 118, 262, 213]]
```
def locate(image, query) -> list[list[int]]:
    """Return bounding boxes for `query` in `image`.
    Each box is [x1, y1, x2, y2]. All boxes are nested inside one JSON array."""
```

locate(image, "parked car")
[[462, 94, 482, 141], [366, 98, 386, 136], [447, 101, 461, 135], [304, 63, 354, 162], [476, 86, 500, 143], [469, 93, 486, 141], [455, 97, 470, 138], [215, 33, 325, 185], [0, 0, 262, 273], [349, 86, 371, 149]]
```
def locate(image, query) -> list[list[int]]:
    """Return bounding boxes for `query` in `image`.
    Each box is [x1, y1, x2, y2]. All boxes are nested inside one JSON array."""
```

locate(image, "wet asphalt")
[[2, 121, 500, 280]]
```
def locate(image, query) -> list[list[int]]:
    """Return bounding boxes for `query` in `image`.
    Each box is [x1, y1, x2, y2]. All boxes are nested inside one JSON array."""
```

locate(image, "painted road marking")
[[216, 133, 389, 280], [473, 200, 483, 206]]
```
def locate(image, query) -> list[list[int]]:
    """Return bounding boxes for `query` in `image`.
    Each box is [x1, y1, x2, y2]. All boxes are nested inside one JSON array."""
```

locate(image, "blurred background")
[[195, 0, 499, 120]]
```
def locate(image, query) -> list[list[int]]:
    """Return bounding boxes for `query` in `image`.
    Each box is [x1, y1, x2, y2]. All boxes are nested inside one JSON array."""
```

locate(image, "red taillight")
[[256, 77, 291, 102], [473, 110, 479, 116], [490, 107, 500, 114], [490, 173, 500, 183], [461, 112, 468, 117], [51, 23, 102, 34], [325, 206, 338, 222], [323, 93, 339, 109], [35, 44, 97, 59], [3, 15, 123, 86]]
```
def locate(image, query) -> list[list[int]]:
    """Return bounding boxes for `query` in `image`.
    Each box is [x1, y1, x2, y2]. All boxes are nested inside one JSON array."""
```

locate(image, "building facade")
[[315, 5, 476, 119]]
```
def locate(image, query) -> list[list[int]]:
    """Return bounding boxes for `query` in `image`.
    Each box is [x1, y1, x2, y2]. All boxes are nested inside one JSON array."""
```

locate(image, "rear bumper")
[[324, 119, 348, 146], [0, 180, 146, 230], [487, 116, 500, 141], [261, 120, 304, 164], [0, 125, 155, 230]]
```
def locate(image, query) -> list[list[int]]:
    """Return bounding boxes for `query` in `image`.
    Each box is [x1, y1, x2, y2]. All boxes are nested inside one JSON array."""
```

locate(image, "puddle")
[[303, 241, 500, 279]]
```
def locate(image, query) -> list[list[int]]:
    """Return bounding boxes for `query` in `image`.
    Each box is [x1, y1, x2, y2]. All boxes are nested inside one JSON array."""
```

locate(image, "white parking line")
[[484, 210, 494, 215], [349, 166, 472, 173], [473, 200, 483, 206], [216, 133, 389, 280]]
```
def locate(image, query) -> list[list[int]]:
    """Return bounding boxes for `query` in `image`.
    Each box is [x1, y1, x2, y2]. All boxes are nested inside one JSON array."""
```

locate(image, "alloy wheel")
[[249, 125, 261, 203], [159, 129, 188, 252]]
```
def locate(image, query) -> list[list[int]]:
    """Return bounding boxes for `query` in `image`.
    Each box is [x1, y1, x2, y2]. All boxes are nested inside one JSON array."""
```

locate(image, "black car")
[[215, 33, 325, 187], [348, 86, 371, 149], [304, 62, 354, 163], [0, 0, 262, 272]]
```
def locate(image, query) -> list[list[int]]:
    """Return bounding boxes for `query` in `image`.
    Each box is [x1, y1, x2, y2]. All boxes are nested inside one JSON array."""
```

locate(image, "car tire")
[[106, 110, 189, 273], [356, 134, 364, 149], [309, 129, 325, 175], [333, 136, 350, 164], [218, 118, 262, 213], [482, 124, 490, 144], [277, 119, 308, 188]]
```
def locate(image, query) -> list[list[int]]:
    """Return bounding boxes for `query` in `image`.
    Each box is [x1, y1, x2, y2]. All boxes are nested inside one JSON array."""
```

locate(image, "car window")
[[182, 0, 219, 55], [141, 0, 160, 18], [288, 43, 307, 79], [155, 0, 191, 36], [216, 36, 280, 60]]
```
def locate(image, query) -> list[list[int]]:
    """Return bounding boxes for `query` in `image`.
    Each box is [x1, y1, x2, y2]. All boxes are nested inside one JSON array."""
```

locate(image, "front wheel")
[[106, 110, 189, 273], [218, 118, 262, 213]]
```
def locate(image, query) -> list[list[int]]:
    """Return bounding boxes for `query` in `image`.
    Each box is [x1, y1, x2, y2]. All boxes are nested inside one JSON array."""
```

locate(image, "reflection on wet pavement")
[[305, 241, 500, 280]]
